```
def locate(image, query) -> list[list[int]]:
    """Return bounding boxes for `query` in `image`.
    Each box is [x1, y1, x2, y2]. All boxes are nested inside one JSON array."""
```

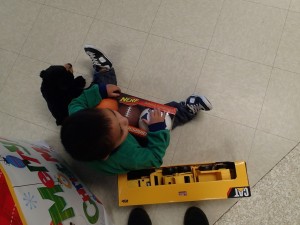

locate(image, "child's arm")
[[68, 84, 121, 115], [119, 130, 171, 172], [98, 83, 120, 98], [86, 130, 170, 175], [143, 109, 168, 132], [127, 109, 169, 169], [68, 84, 102, 115], [106, 84, 121, 97]]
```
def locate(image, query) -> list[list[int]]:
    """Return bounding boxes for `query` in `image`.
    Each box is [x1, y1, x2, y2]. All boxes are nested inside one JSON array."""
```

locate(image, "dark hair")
[[60, 108, 114, 161]]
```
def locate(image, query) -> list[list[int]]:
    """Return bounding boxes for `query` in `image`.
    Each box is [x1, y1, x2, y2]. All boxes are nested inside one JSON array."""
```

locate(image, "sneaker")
[[84, 44, 112, 69], [185, 95, 212, 114], [128, 208, 152, 225], [184, 207, 209, 225]]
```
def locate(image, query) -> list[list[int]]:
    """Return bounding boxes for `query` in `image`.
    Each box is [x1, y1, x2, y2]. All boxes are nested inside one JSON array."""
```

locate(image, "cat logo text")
[[228, 187, 251, 198]]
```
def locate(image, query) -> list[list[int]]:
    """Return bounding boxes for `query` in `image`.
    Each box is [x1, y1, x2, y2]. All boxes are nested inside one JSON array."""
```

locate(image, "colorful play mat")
[[0, 137, 112, 225]]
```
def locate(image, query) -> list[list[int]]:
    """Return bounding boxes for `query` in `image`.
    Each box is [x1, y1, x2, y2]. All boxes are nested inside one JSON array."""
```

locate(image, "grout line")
[[245, 128, 257, 162], [204, 113, 299, 143], [19, 3, 44, 56], [241, 0, 291, 11], [73, 1, 104, 65], [255, 1, 291, 131], [185, 0, 226, 95], [38, 2, 96, 19], [97, 18, 150, 34], [215, 141, 300, 224], [272, 66, 300, 76], [192, 49, 209, 94], [271, 1, 291, 68], [250, 141, 299, 189], [254, 67, 273, 129], [0, 51, 19, 97], [126, 0, 163, 90], [207, 0, 226, 49], [208, 49, 273, 68], [0, 1, 44, 96], [0, 110, 59, 134]]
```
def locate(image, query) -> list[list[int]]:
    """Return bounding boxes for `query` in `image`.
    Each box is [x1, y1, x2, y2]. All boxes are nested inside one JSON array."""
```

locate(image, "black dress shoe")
[[184, 206, 209, 225], [128, 208, 152, 225]]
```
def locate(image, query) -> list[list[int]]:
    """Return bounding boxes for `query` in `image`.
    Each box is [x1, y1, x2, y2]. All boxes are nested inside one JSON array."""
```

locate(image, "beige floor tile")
[[257, 68, 300, 141], [41, 129, 64, 155], [0, 112, 48, 143], [130, 35, 207, 101], [45, 0, 101, 17], [210, 0, 286, 65], [172, 114, 255, 165], [162, 128, 181, 166], [199, 199, 238, 224], [29, 0, 46, 3], [247, 0, 291, 9], [75, 20, 148, 88], [45, 116, 61, 132], [290, 0, 300, 12], [0, 56, 51, 127], [197, 51, 271, 127], [21, 5, 93, 64], [274, 11, 300, 74], [216, 147, 300, 225], [0, 112, 14, 138], [150, 0, 223, 48], [0, 49, 18, 91], [0, 0, 41, 52], [96, 0, 161, 32], [247, 130, 297, 186]]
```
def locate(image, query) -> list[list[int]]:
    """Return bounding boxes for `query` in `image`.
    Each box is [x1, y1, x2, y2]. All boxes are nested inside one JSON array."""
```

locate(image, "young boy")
[[60, 45, 212, 175]]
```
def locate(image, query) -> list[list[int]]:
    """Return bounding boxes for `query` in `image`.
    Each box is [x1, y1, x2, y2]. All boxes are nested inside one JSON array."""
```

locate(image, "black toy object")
[[40, 65, 86, 125]]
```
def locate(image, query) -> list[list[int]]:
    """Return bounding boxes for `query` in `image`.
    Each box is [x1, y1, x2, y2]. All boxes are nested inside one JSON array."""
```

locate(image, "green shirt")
[[68, 84, 170, 175]]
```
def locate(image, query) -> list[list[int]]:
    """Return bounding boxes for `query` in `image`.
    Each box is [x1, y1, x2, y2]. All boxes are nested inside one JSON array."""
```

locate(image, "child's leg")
[[92, 68, 117, 86], [166, 95, 212, 129], [165, 101, 196, 129], [83, 44, 117, 85]]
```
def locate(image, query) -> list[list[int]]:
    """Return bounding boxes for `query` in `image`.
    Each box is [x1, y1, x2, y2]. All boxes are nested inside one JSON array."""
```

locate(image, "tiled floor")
[[0, 0, 300, 224]]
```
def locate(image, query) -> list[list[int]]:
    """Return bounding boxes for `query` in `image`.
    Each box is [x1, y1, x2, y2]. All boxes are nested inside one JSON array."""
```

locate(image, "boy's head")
[[60, 108, 129, 161]]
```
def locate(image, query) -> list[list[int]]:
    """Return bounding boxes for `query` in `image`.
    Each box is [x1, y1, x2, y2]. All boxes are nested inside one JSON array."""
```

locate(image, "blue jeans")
[[92, 68, 117, 86], [92, 68, 195, 129]]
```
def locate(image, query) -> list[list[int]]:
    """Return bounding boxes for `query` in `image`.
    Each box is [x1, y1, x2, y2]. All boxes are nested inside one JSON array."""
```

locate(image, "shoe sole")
[[84, 44, 112, 68], [190, 95, 212, 111], [199, 96, 212, 110]]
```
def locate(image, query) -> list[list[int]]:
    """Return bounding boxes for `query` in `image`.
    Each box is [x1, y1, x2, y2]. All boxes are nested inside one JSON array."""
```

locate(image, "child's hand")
[[106, 84, 121, 97], [143, 109, 165, 125]]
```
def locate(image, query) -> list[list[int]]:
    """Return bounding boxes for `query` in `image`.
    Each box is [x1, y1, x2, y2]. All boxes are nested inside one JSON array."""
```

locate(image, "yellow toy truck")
[[118, 161, 250, 206]]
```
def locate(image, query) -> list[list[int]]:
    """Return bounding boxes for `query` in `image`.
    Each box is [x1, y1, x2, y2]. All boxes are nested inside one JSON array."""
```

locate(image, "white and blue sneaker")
[[84, 44, 112, 69], [185, 95, 212, 114]]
